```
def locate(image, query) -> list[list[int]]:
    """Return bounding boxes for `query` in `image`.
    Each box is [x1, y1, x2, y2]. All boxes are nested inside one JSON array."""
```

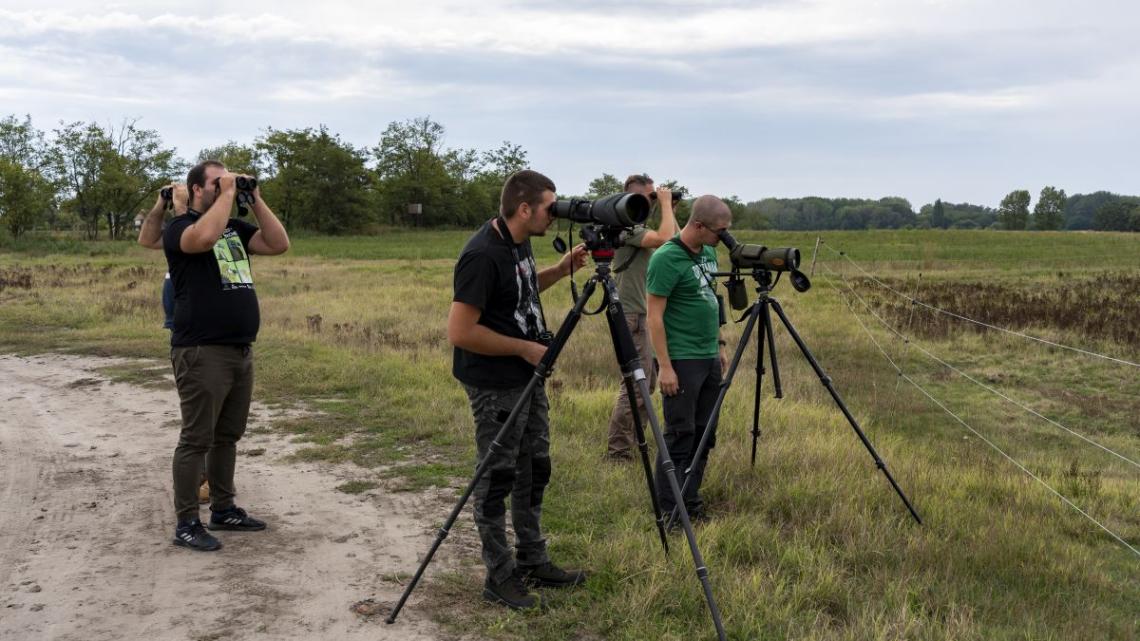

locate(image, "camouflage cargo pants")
[[464, 383, 552, 583]]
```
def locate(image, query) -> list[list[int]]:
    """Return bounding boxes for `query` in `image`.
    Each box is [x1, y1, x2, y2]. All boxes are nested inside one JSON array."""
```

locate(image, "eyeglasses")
[[698, 221, 729, 235]]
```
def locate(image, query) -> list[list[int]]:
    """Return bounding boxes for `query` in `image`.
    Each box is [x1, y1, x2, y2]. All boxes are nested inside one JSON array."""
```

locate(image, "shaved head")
[[689, 195, 731, 227]]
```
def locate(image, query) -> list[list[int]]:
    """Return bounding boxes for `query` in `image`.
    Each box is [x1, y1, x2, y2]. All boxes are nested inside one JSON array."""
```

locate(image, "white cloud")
[[2, 1, 1139, 205]]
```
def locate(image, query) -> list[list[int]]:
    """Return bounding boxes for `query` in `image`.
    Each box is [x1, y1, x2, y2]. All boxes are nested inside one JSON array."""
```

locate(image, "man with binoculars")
[[603, 173, 680, 462], [163, 160, 290, 552]]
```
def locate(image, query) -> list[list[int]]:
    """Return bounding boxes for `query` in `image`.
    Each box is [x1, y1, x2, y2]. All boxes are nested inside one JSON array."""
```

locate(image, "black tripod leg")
[[387, 278, 600, 624], [597, 275, 724, 638], [623, 374, 669, 553], [602, 296, 670, 553], [767, 298, 922, 525], [636, 374, 728, 641], [763, 302, 782, 399], [750, 302, 768, 467], [666, 301, 762, 529]]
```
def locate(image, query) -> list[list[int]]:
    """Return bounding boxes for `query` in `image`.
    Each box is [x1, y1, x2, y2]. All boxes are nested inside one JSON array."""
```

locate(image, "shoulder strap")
[[668, 238, 717, 291], [612, 246, 640, 274]]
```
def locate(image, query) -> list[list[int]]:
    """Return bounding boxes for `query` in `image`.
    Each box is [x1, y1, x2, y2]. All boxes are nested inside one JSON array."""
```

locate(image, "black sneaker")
[[173, 518, 222, 551], [483, 572, 539, 610], [207, 506, 267, 531], [519, 562, 587, 588]]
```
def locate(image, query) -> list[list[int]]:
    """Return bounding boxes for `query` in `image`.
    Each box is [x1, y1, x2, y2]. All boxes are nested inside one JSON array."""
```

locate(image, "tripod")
[[667, 267, 922, 527], [387, 230, 728, 641]]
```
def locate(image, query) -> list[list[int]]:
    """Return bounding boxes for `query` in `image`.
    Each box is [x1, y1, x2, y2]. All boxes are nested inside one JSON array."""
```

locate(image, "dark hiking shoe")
[[483, 573, 539, 610], [520, 562, 587, 588], [207, 506, 267, 532], [173, 519, 222, 551]]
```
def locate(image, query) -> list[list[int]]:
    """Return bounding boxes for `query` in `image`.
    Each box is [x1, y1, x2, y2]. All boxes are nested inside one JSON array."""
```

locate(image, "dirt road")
[[0, 353, 462, 641]]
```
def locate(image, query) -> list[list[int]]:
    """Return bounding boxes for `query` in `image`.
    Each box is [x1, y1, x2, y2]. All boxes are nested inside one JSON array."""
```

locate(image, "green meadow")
[[1, 228, 1138, 640]]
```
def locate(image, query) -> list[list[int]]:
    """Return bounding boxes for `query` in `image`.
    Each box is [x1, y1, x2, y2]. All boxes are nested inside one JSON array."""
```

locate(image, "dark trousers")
[[654, 358, 722, 515], [171, 345, 254, 521], [464, 383, 552, 584]]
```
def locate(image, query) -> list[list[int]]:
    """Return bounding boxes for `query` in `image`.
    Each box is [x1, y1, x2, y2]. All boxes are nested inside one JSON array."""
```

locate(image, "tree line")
[[2, 113, 1138, 239]]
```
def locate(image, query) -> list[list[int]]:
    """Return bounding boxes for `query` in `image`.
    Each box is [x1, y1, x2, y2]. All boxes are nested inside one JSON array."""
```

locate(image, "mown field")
[[1, 228, 1138, 641]]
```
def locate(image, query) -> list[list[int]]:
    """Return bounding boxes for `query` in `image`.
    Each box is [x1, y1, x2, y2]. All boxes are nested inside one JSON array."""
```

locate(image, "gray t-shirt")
[[613, 226, 655, 314]]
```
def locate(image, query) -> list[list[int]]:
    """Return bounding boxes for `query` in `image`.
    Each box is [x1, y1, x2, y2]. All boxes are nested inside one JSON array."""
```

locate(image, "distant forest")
[[2, 113, 1137, 239], [733, 191, 1140, 232]]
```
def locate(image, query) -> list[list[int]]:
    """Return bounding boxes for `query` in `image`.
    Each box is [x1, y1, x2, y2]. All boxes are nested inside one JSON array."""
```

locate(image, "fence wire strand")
[[821, 263, 1140, 472], [819, 241, 1140, 369], [819, 265, 1140, 559]]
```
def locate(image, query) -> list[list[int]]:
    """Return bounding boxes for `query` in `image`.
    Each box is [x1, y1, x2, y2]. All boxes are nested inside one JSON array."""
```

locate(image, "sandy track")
[[0, 353, 464, 641]]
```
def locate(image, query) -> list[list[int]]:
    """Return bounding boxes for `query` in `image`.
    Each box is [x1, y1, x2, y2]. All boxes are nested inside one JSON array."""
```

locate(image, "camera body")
[[551, 192, 650, 228]]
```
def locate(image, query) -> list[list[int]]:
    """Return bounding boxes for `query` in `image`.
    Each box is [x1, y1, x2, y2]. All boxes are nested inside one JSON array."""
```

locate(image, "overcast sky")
[[2, 1, 1136, 208]]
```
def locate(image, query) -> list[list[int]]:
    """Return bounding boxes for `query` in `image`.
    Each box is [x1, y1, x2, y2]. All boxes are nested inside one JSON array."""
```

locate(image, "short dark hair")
[[186, 160, 225, 207], [624, 173, 653, 191], [500, 170, 556, 218]]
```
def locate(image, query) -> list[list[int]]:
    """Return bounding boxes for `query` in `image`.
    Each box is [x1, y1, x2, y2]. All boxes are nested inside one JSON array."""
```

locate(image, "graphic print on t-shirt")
[[513, 254, 545, 338], [212, 228, 254, 290], [690, 261, 719, 307]]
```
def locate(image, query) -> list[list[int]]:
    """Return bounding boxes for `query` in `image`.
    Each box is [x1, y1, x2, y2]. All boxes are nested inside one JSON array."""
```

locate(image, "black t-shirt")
[[163, 209, 260, 347], [452, 219, 547, 389]]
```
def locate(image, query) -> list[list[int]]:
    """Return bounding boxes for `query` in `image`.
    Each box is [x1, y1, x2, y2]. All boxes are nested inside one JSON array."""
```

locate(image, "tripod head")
[[552, 223, 635, 311]]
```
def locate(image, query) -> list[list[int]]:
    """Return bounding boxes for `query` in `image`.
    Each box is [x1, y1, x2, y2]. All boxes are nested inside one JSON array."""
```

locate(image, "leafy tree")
[[0, 158, 54, 238], [998, 190, 1031, 230], [0, 114, 49, 171], [1066, 191, 1129, 230], [47, 122, 113, 239], [196, 141, 261, 177], [1093, 201, 1135, 231], [1032, 186, 1066, 230], [931, 199, 947, 229], [371, 117, 464, 226], [585, 173, 623, 198], [461, 141, 529, 222], [47, 120, 181, 239], [256, 126, 371, 233]]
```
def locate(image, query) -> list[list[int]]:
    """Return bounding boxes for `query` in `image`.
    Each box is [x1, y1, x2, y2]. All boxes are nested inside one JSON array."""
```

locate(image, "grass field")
[[2, 228, 1138, 640]]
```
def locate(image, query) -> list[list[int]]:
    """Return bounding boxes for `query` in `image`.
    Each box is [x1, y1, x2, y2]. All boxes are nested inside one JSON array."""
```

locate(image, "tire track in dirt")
[[0, 354, 469, 641]]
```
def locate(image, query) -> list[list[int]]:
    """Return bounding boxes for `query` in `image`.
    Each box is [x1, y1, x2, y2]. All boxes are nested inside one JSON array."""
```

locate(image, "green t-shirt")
[[613, 226, 652, 314], [646, 238, 720, 360]]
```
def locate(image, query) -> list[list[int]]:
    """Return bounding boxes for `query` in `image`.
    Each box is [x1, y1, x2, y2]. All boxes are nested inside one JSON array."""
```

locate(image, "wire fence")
[[818, 240, 1140, 369], [813, 243, 1140, 559]]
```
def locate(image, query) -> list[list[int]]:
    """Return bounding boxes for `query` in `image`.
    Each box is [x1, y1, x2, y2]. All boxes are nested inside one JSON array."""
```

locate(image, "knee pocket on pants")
[[483, 468, 516, 518], [530, 457, 551, 507]]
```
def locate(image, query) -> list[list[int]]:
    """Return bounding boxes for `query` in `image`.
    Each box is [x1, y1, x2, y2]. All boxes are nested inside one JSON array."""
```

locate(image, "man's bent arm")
[[137, 196, 165, 250], [537, 243, 586, 292], [448, 301, 545, 365], [247, 194, 290, 255], [638, 188, 680, 249], [180, 179, 237, 254]]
